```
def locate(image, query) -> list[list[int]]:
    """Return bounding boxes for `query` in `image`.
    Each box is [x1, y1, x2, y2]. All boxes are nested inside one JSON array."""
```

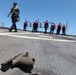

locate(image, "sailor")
[[23, 21, 27, 31], [44, 20, 48, 33], [8, 2, 20, 32], [62, 25, 66, 35], [50, 23, 56, 34], [56, 23, 61, 34], [32, 21, 38, 32]]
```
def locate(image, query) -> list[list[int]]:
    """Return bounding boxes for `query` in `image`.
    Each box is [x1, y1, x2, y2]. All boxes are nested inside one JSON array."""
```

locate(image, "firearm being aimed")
[[0, 52, 35, 73]]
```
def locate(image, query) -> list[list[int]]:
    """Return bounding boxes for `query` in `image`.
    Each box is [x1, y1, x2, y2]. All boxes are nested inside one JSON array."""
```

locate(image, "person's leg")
[[45, 27, 47, 33], [36, 27, 37, 32], [46, 28, 47, 33], [52, 28, 54, 34], [58, 30, 59, 34], [56, 29, 58, 34], [14, 23, 17, 32], [33, 27, 35, 32], [9, 18, 14, 32], [58, 29, 61, 34], [45, 28, 46, 33], [51, 28, 53, 34], [13, 17, 17, 32], [63, 29, 65, 35], [50, 28, 52, 34], [25, 26, 26, 31]]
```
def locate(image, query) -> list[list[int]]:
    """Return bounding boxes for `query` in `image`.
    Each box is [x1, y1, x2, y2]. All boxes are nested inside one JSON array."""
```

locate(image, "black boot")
[[9, 29, 12, 32]]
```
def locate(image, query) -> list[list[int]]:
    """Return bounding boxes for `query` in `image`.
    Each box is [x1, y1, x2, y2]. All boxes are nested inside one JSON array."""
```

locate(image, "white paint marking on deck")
[[39, 35, 53, 38], [56, 35, 76, 39], [0, 33, 76, 42]]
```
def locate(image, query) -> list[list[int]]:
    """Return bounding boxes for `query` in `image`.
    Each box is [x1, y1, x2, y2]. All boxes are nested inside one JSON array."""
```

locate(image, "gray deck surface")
[[0, 28, 76, 75]]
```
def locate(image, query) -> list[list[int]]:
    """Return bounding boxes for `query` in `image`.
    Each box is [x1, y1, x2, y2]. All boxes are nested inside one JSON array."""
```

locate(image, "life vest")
[[51, 23, 55, 29], [62, 25, 66, 30], [58, 24, 61, 29], [44, 22, 48, 27], [34, 22, 38, 27], [24, 22, 27, 26]]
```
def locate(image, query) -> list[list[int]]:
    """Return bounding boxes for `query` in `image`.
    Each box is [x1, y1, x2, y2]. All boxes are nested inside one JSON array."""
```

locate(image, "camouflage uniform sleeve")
[[8, 8, 13, 17]]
